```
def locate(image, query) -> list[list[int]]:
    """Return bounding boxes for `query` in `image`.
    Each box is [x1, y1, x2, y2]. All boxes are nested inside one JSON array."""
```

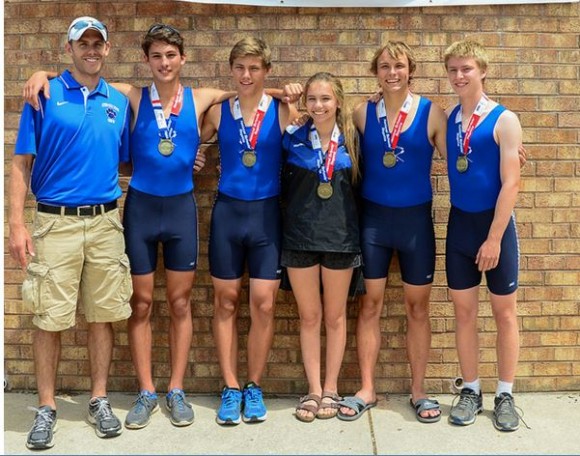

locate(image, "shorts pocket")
[[21, 262, 50, 315], [105, 211, 124, 232], [32, 217, 57, 239], [116, 255, 133, 304]]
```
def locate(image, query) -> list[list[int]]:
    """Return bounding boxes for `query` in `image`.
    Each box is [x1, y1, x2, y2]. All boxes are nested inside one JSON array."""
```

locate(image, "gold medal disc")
[[456, 155, 469, 173], [382, 151, 397, 168], [242, 151, 257, 167], [317, 183, 333, 200], [158, 139, 175, 157]]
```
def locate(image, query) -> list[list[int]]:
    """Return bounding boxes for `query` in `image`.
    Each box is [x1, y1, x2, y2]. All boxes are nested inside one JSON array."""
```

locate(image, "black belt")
[[37, 201, 117, 217]]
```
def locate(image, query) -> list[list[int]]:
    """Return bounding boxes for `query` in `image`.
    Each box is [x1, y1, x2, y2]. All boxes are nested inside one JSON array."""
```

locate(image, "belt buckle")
[[77, 205, 96, 216]]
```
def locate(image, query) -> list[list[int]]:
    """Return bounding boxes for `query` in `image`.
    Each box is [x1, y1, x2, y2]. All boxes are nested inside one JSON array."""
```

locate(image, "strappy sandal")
[[317, 391, 342, 419], [295, 394, 321, 423]]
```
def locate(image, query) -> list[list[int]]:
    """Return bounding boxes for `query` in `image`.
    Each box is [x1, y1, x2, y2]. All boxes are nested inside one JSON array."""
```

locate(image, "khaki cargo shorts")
[[22, 209, 133, 331]]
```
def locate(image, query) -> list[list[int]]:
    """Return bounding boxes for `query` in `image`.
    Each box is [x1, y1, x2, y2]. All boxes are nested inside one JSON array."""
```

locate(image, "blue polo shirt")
[[15, 70, 130, 206]]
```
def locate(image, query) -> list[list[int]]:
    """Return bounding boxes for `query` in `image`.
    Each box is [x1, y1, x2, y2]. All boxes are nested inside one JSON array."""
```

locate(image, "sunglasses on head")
[[71, 19, 108, 33], [147, 24, 180, 35]]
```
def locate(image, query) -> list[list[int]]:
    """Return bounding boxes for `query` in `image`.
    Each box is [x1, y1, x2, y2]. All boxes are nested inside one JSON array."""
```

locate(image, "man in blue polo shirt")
[[8, 16, 132, 450]]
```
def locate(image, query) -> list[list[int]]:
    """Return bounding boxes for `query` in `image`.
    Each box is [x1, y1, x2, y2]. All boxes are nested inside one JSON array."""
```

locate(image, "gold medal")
[[242, 150, 257, 167], [456, 155, 469, 173], [382, 151, 397, 168], [317, 182, 333, 200], [158, 139, 175, 156]]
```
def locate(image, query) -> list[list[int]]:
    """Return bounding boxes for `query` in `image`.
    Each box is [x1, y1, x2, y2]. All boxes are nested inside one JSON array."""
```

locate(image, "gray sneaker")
[[493, 393, 520, 432], [166, 389, 194, 427], [449, 388, 483, 426], [125, 391, 159, 429], [26, 406, 57, 450], [88, 397, 122, 438]]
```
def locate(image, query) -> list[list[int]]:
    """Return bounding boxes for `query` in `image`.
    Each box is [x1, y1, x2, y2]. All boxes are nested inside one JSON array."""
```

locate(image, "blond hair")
[[229, 37, 272, 69], [302, 72, 360, 184], [443, 40, 489, 73], [370, 41, 417, 80]]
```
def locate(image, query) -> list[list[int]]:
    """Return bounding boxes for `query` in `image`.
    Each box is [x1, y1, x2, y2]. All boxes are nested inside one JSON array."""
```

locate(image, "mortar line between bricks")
[[368, 408, 378, 455]]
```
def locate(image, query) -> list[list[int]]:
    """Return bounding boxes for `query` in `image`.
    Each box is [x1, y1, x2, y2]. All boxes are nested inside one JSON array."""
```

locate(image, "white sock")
[[463, 379, 481, 395], [496, 380, 513, 397]]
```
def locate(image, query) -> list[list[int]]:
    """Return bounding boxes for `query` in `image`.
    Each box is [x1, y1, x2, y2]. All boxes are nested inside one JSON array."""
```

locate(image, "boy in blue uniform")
[[9, 17, 132, 450], [444, 40, 523, 432], [201, 37, 298, 425], [338, 42, 447, 423]]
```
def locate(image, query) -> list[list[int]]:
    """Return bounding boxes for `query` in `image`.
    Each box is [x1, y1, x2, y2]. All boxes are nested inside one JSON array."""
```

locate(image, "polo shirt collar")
[[60, 69, 110, 97]]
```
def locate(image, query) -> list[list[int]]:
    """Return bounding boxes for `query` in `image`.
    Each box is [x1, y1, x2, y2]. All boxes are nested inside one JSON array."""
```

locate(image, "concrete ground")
[[3, 391, 580, 455]]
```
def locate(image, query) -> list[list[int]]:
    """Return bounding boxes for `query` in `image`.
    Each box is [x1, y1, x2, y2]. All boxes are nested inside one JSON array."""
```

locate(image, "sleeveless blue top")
[[447, 104, 506, 212], [217, 98, 282, 201], [129, 86, 199, 197], [360, 96, 434, 207]]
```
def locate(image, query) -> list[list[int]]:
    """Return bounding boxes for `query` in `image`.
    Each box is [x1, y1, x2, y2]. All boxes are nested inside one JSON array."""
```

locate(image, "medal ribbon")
[[233, 93, 269, 152], [378, 92, 413, 151], [455, 95, 488, 156], [150, 83, 183, 141], [310, 123, 340, 184]]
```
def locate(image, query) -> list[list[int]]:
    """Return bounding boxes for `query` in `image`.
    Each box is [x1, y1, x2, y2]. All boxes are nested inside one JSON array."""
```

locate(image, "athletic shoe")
[[125, 391, 159, 429], [242, 382, 267, 423], [448, 388, 483, 426], [216, 386, 242, 425], [493, 393, 520, 432], [166, 389, 194, 427], [88, 397, 122, 438], [26, 406, 57, 450]]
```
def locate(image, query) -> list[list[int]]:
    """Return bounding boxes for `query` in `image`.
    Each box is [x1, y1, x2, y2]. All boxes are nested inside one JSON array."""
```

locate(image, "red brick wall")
[[4, 1, 580, 394]]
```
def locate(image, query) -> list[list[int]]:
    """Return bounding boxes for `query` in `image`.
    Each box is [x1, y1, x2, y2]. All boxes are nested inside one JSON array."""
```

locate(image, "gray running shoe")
[[166, 389, 194, 427], [88, 397, 122, 438], [125, 391, 159, 429], [493, 393, 520, 432], [26, 406, 57, 450], [448, 388, 483, 426]]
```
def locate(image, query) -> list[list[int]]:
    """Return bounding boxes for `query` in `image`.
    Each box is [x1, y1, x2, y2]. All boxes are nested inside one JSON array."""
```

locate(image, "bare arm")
[[110, 82, 135, 98], [9, 155, 35, 270], [427, 103, 448, 159], [200, 104, 220, 143], [278, 100, 300, 131], [352, 101, 367, 135], [194, 88, 235, 116], [23, 71, 58, 111], [476, 110, 522, 272]]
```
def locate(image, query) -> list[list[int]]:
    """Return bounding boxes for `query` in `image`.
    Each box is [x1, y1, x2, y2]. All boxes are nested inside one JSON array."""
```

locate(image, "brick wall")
[[4, 1, 580, 395]]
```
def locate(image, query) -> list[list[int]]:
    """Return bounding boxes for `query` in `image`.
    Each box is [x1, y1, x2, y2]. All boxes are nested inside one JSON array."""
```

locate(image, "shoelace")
[[91, 398, 114, 420], [171, 391, 187, 411], [133, 392, 154, 412], [245, 387, 262, 403], [451, 391, 479, 411], [496, 395, 531, 430], [222, 389, 241, 409], [27, 407, 55, 432]]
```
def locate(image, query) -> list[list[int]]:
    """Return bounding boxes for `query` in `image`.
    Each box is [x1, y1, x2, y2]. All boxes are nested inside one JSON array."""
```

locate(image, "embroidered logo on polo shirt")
[[102, 102, 120, 124]]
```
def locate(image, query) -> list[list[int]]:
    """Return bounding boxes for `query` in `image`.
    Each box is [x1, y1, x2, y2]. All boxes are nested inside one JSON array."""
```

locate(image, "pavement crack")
[[368, 408, 378, 455]]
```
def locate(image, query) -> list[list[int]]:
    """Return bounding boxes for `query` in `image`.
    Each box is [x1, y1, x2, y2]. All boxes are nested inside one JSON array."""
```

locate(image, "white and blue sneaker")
[[242, 382, 267, 423], [216, 386, 242, 425]]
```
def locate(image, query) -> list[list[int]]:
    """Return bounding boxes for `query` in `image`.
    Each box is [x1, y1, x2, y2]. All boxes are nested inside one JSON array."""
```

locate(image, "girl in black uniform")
[[281, 72, 360, 422]]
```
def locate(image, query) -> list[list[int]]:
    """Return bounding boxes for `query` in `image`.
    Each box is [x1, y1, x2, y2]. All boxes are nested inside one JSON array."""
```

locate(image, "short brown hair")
[[142, 24, 184, 57], [229, 37, 272, 70]]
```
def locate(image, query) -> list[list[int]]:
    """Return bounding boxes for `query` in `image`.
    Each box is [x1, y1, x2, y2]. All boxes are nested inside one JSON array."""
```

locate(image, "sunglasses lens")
[[148, 24, 179, 35], [73, 19, 106, 32]]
